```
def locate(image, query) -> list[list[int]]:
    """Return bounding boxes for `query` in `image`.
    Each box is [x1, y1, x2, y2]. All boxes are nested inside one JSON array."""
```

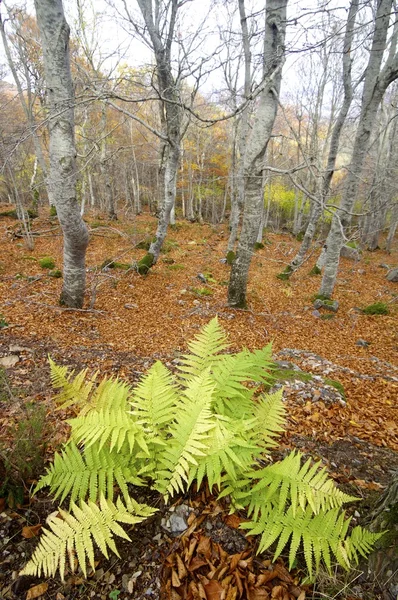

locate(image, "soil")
[[0, 208, 397, 600]]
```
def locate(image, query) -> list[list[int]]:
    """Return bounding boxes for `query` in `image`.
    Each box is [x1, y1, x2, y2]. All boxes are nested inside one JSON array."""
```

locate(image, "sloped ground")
[[0, 207, 397, 600]]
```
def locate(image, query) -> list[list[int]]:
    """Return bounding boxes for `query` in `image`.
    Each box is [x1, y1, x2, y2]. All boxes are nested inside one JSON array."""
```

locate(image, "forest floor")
[[0, 206, 397, 600]]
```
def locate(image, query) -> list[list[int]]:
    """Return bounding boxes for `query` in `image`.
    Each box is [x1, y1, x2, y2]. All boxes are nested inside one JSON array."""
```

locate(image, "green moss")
[[190, 287, 213, 297], [0, 314, 8, 328], [277, 266, 293, 281], [254, 242, 264, 251], [162, 239, 179, 253], [162, 257, 175, 264], [100, 258, 115, 269], [137, 253, 154, 275], [266, 367, 313, 389], [135, 238, 155, 251], [49, 205, 57, 217], [0, 209, 37, 219], [324, 378, 346, 399], [314, 294, 332, 303], [226, 251, 235, 265], [320, 313, 335, 320], [167, 264, 185, 271], [90, 221, 103, 229], [346, 241, 358, 249], [296, 231, 304, 242], [48, 269, 62, 278], [39, 256, 56, 269], [309, 265, 321, 276], [361, 302, 389, 315]]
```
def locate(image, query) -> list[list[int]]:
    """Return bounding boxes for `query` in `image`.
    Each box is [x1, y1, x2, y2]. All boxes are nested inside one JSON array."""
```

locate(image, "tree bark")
[[228, 0, 288, 308], [290, 0, 359, 273], [366, 471, 398, 598], [320, 0, 398, 298], [34, 0, 89, 308]]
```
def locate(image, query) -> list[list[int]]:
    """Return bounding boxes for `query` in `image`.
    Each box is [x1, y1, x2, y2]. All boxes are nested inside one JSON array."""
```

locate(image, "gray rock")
[[387, 268, 398, 282], [312, 309, 321, 318], [340, 245, 361, 261], [313, 299, 339, 312], [356, 339, 370, 347], [378, 263, 389, 269], [219, 258, 227, 264], [197, 273, 207, 283]]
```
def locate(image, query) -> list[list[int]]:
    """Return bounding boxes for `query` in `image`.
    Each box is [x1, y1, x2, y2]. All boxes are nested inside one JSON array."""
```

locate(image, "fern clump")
[[22, 319, 383, 582]]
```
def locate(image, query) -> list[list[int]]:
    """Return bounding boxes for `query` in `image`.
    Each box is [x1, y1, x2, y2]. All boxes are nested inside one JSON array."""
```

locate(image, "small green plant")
[[361, 302, 389, 315], [190, 286, 213, 296], [167, 264, 185, 271], [296, 231, 304, 242], [276, 266, 293, 281], [100, 259, 130, 271], [48, 269, 62, 278], [0, 367, 10, 402], [254, 242, 264, 250], [39, 256, 56, 270], [324, 379, 346, 399], [346, 241, 358, 249], [49, 205, 57, 217], [0, 402, 48, 506], [0, 314, 8, 328], [320, 313, 335, 320], [21, 320, 382, 582], [313, 294, 333, 303]]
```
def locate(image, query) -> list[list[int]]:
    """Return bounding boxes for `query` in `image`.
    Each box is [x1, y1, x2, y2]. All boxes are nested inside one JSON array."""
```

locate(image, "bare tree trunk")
[[34, 0, 89, 308], [320, 0, 398, 298], [386, 201, 398, 253], [228, 0, 288, 308], [290, 0, 359, 273], [365, 471, 398, 598]]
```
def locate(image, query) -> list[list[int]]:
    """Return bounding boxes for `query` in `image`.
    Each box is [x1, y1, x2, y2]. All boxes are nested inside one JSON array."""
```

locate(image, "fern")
[[247, 451, 358, 519], [242, 505, 383, 579], [50, 359, 96, 410], [21, 495, 156, 580], [177, 318, 229, 380], [156, 370, 215, 498], [23, 318, 383, 581], [35, 442, 143, 506]]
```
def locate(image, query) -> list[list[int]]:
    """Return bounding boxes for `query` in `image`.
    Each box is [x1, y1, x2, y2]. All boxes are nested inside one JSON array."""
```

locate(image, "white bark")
[[291, 0, 359, 273], [320, 0, 398, 298], [228, 0, 288, 308], [34, 0, 89, 308]]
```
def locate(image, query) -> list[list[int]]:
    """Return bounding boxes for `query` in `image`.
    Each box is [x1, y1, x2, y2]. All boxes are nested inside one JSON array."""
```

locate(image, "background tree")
[[34, 0, 89, 308]]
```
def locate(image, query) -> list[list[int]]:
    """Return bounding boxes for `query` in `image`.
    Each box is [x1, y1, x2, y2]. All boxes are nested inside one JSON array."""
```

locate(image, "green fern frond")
[[83, 377, 132, 415], [192, 418, 258, 490], [68, 406, 148, 454], [344, 526, 385, 565], [157, 370, 215, 498], [248, 451, 357, 519], [50, 359, 96, 410], [177, 318, 229, 380], [131, 361, 178, 434], [253, 390, 286, 450], [35, 442, 142, 506], [21, 495, 156, 580], [242, 505, 354, 578]]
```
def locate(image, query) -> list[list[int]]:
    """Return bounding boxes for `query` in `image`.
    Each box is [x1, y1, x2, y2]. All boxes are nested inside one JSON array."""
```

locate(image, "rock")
[[0, 355, 19, 368], [9, 344, 32, 353], [379, 263, 389, 269], [386, 268, 398, 282], [341, 245, 361, 261], [357, 269, 366, 275], [162, 503, 191, 535], [313, 299, 339, 312], [219, 258, 227, 264], [197, 273, 207, 283], [312, 309, 321, 318], [356, 339, 370, 347]]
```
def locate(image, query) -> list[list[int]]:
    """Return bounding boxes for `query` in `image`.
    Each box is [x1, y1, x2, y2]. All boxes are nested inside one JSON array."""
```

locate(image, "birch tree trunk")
[[227, 0, 252, 253], [289, 0, 359, 273], [320, 0, 398, 298], [386, 201, 398, 253], [34, 0, 89, 308], [228, 0, 288, 308], [135, 0, 182, 266]]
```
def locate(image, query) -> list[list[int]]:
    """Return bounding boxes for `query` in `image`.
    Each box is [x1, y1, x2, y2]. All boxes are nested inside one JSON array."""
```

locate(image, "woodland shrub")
[[21, 319, 382, 582]]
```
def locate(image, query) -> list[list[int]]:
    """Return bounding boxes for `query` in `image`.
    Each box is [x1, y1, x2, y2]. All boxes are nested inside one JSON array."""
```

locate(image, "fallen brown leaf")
[[204, 580, 225, 600], [22, 524, 42, 539], [26, 583, 48, 599]]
